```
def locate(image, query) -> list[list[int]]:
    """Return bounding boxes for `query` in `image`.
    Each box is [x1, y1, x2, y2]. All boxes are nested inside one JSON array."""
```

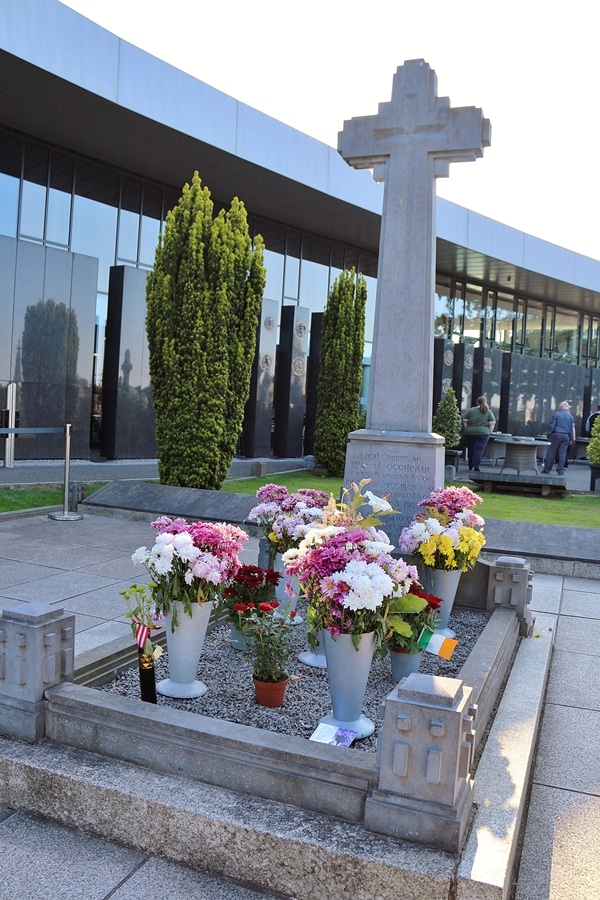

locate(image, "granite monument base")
[[343, 429, 445, 543]]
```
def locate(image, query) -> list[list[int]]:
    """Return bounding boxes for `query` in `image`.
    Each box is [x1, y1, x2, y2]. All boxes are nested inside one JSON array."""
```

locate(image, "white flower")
[[364, 490, 393, 514], [172, 532, 200, 562], [131, 546, 149, 566]]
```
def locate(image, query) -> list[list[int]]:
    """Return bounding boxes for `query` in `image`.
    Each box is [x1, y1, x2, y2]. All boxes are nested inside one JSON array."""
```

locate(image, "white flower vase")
[[320, 631, 376, 739], [297, 628, 327, 669], [421, 567, 462, 638], [157, 599, 213, 699]]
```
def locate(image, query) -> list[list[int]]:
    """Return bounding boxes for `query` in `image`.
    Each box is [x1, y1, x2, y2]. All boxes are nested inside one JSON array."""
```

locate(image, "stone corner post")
[[364, 672, 476, 852], [0, 603, 75, 742], [486, 556, 533, 635]]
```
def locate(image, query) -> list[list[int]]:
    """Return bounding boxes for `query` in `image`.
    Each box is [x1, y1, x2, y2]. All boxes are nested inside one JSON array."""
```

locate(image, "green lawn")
[[0, 482, 106, 514], [1, 472, 598, 528], [221, 472, 600, 529]]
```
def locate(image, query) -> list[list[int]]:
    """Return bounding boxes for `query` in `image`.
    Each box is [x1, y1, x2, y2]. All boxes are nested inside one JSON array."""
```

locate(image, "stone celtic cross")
[[339, 58, 491, 433], [339, 60, 490, 537]]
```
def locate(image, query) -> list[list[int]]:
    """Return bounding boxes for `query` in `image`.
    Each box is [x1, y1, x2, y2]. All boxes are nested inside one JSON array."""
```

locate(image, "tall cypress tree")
[[314, 269, 367, 477], [146, 172, 265, 489]]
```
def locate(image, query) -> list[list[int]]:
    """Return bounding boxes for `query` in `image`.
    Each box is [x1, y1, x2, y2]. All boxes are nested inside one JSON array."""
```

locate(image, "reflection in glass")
[[117, 208, 139, 262], [139, 213, 161, 266], [263, 248, 284, 302], [434, 276, 452, 337], [0, 173, 19, 237], [463, 284, 482, 345], [524, 301, 543, 356], [495, 293, 515, 351], [20, 180, 46, 240], [553, 309, 579, 363], [71, 195, 117, 292], [46, 187, 71, 245], [299, 258, 329, 315], [283, 231, 301, 300]]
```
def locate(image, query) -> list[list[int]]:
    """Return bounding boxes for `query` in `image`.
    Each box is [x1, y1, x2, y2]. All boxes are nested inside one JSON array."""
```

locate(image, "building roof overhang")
[[1, 0, 599, 315]]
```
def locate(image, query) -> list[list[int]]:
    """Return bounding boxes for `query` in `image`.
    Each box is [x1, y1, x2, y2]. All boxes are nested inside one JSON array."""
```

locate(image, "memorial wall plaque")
[[240, 298, 278, 457], [473, 347, 502, 422], [102, 266, 156, 459], [273, 305, 309, 457], [303, 312, 323, 456], [452, 343, 475, 413], [433, 338, 455, 413]]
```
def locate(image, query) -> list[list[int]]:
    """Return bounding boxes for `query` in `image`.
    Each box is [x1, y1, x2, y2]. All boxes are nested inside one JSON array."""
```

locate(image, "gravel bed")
[[99, 603, 489, 753]]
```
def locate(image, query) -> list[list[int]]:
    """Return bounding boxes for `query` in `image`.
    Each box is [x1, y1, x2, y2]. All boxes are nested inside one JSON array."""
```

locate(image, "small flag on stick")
[[132, 616, 151, 650], [417, 626, 458, 660]]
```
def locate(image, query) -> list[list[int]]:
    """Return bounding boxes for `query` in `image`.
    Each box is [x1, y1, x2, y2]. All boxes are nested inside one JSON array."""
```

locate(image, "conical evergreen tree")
[[432, 386, 462, 449], [146, 172, 265, 488], [314, 269, 366, 477]]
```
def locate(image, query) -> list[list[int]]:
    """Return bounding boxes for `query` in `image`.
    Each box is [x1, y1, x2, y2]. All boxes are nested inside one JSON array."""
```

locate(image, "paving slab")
[[0, 570, 120, 604], [514, 785, 600, 900], [529, 573, 563, 614], [0, 809, 284, 899], [545, 649, 600, 709], [559, 589, 600, 617], [555, 614, 600, 653], [532, 704, 600, 793], [74, 620, 132, 655]]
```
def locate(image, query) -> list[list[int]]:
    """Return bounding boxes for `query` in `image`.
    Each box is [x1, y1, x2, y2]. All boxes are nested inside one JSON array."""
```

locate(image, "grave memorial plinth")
[[339, 59, 490, 539]]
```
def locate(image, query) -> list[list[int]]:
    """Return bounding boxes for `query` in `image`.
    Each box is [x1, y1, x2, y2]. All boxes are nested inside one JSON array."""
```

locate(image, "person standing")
[[542, 401, 576, 475], [463, 396, 495, 472]]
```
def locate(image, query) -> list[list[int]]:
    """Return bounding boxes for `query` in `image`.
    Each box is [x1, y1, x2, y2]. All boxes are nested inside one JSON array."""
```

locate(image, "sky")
[[60, 0, 600, 262]]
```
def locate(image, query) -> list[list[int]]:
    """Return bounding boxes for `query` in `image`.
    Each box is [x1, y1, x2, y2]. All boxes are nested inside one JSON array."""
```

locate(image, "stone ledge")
[[0, 737, 455, 900], [456, 612, 556, 899]]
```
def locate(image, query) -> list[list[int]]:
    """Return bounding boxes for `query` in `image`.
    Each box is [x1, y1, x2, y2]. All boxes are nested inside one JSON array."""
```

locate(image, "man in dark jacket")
[[542, 401, 576, 475]]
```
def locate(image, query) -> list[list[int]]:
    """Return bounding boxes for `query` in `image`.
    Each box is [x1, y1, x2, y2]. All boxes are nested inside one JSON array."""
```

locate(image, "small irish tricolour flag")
[[417, 626, 458, 660]]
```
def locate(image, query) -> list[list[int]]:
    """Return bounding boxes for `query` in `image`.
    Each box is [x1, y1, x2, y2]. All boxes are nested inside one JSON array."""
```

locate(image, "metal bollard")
[[48, 424, 83, 521]]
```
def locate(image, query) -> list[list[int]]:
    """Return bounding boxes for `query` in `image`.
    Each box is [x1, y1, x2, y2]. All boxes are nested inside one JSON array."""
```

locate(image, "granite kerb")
[[38, 606, 521, 828]]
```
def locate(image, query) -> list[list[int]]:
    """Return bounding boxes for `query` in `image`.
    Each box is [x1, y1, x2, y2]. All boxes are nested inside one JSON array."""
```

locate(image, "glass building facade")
[[1, 124, 599, 454]]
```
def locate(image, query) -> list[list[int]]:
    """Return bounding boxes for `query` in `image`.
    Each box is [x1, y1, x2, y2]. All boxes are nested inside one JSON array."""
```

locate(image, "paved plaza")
[[0, 459, 599, 898]]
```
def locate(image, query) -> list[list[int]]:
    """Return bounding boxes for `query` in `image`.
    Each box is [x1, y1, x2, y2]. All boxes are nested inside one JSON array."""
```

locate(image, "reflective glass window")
[[140, 183, 163, 266], [283, 231, 301, 300], [263, 248, 284, 302], [463, 284, 483, 345], [0, 132, 21, 238], [71, 194, 117, 293], [553, 309, 579, 363], [46, 152, 73, 246], [524, 301, 543, 355], [363, 274, 377, 344], [0, 173, 19, 238], [298, 258, 329, 315], [329, 245, 346, 288], [495, 293, 515, 351], [451, 281, 465, 341], [20, 144, 49, 241], [434, 276, 452, 337], [118, 177, 141, 263], [544, 308, 555, 356], [590, 317, 599, 363]]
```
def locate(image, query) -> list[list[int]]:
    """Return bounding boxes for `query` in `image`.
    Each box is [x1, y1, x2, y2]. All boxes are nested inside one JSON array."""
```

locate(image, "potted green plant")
[[586, 414, 600, 491], [230, 598, 296, 707]]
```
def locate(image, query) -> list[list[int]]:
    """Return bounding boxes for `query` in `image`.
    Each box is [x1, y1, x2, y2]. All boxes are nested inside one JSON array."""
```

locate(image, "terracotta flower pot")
[[253, 675, 288, 707]]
